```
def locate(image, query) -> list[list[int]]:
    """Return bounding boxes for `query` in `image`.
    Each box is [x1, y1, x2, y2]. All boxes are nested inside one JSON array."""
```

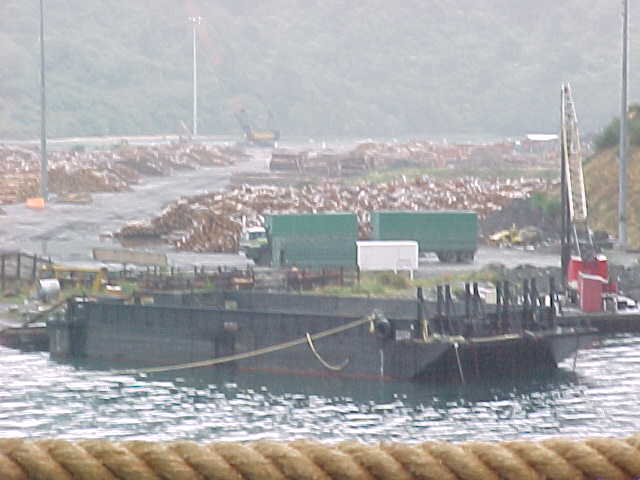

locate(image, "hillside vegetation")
[[593, 105, 640, 151], [585, 146, 640, 248], [1, 0, 638, 139]]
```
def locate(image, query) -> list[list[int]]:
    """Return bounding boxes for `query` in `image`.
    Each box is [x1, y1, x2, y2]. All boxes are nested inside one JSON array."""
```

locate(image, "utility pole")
[[619, 0, 629, 248], [39, 0, 48, 201], [189, 16, 202, 137]]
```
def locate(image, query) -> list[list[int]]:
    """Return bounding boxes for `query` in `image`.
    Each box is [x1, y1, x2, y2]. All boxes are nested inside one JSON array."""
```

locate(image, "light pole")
[[39, 0, 48, 201], [618, 0, 629, 248], [189, 16, 202, 137]]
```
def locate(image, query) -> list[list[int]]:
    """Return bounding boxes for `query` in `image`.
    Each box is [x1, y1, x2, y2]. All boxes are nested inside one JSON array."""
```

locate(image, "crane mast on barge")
[[558, 83, 638, 314], [559, 82, 597, 288]]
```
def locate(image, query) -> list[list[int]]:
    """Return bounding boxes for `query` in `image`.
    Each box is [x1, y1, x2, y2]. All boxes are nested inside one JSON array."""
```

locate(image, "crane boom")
[[560, 83, 588, 225], [560, 83, 603, 295]]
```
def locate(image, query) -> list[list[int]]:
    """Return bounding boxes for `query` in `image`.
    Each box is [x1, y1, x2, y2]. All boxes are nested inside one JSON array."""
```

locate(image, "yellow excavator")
[[488, 225, 522, 246], [488, 224, 543, 247], [234, 108, 280, 147]]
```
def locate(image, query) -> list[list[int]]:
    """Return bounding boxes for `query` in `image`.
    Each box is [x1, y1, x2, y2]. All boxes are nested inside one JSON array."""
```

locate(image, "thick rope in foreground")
[[2, 436, 640, 480]]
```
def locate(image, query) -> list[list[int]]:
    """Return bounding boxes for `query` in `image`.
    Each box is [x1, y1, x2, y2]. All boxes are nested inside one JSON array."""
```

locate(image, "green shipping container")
[[266, 213, 357, 268], [266, 212, 357, 237], [371, 210, 477, 263], [271, 237, 356, 268]]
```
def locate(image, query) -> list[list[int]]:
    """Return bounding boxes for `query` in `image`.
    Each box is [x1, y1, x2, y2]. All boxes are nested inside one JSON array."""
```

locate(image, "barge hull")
[[50, 300, 595, 382], [52, 301, 453, 380]]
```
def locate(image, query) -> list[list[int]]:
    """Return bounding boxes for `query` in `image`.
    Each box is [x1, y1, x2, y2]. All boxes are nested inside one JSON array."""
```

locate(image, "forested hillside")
[[585, 146, 640, 249], [1, 0, 637, 139]]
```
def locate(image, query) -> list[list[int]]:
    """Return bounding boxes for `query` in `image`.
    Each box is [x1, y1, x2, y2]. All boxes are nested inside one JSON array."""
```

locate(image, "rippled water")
[[2, 335, 640, 443]]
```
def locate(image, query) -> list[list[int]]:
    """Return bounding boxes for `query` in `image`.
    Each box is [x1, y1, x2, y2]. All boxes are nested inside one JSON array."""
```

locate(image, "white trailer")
[[356, 241, 419, 278]]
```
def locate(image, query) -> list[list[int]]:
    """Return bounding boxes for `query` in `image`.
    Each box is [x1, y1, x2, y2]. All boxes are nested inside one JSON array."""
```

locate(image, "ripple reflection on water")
[[2, 335, 640, 442]]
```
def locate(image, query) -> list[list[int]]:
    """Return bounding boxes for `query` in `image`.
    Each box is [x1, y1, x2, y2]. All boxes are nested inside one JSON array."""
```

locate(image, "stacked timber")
[[117, 220, 158, 238], [266, 139, 557, 179], [49, 166, 130, 193], [174, 212, 242, 252], [353, 141, 452, 169], [0, 143, 246, 205], [0, 174, 39, 204], [115, 175, 554, 253], [269, 149, 305, 171]]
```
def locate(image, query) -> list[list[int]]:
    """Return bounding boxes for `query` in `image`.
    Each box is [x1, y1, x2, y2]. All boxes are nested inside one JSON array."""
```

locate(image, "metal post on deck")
[[417, 286, 426, 339], [1, 255, 5, 292], [436, 285, 445, 335], [503, 281, 511, 332], [464, 283, 471, 319], [503, 281, 511, 311], [530, 277, 540, 326], [32, 254, 38, 281], [445, 284, 456, 334], [530, 278, 538, 307], [549, 276, 559, 328], [16, 253, 21, 281], [444, 284, 451, 319], [473, 282, 483, 317], [522, 279, 530, 330]]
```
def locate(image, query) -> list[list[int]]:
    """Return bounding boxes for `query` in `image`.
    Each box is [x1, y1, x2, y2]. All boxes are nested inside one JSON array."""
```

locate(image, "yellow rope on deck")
[[2, 435, 640, 480], [112, 314, 376, 375]]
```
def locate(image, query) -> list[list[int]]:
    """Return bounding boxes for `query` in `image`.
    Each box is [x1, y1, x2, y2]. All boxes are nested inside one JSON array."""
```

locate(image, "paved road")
[[417, 245, 560, 275], [417, 244, 638, 276], [0, 149, 269, 268]]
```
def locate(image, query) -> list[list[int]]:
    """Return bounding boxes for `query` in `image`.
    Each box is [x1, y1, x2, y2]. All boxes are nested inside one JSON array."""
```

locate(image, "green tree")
[[594, 104, 640, 152]]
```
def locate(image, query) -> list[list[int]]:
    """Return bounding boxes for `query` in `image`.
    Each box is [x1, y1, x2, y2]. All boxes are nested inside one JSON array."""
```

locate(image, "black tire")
[[436, 251, 456, 263], [374, 317, 393, 339], [456, 251, 475, 263]]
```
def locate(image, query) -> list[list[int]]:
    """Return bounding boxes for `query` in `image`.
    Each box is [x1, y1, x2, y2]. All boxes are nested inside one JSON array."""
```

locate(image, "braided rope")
[[2, 436, 640, 480]]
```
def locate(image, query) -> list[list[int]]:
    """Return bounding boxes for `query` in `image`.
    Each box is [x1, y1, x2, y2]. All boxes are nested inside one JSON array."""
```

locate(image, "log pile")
[[0, 174, 40, 204], [116, 175, 555, 252], [269, 139, 558, 177], [0, 143, 246, 204]]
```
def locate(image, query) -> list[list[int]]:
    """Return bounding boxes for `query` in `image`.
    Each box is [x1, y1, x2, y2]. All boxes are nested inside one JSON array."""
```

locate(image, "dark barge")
[[48, 280, 598, 383], [0, 323, 48, 351]]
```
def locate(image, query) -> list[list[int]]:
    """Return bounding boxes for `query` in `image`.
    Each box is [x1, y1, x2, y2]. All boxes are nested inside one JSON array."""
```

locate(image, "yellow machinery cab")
[[39, 264, 108, 294]]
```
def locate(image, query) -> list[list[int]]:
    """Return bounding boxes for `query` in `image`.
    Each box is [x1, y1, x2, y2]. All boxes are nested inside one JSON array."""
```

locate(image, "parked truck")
[[370, 210, 478, 262], [243, 212, 358, 268]]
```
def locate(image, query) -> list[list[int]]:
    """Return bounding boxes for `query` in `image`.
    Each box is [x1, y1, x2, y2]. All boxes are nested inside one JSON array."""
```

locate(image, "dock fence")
[[0, 250, 52, 292]]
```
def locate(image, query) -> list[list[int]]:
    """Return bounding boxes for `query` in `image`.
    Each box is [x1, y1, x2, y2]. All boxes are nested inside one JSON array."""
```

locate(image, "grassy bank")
[[313, 269, 502, 298]]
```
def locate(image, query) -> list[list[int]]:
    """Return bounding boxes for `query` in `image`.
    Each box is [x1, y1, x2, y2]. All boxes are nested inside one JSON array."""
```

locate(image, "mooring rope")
[[2, 436, 640, 480], [112, 314, 376, 375], [305, 332, 350, 371]]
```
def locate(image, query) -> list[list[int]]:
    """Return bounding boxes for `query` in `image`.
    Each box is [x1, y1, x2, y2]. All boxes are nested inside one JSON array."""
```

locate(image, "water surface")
[[2, 334, 639, 443]]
